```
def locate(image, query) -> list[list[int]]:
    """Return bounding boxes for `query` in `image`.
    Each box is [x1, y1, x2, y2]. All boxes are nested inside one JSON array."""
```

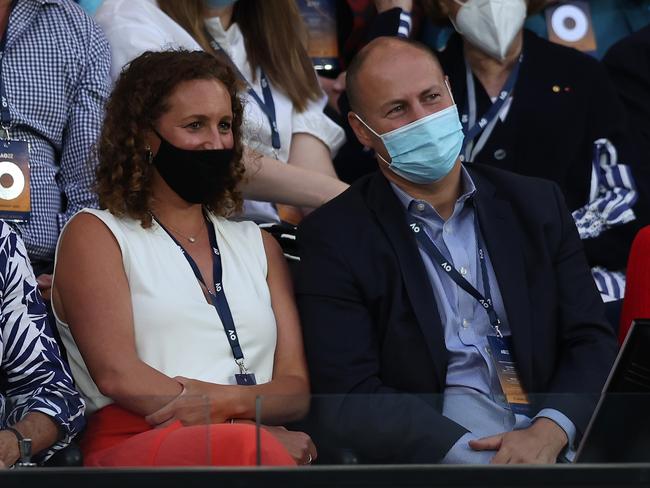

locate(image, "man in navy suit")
[[296, 37, 617, 464]]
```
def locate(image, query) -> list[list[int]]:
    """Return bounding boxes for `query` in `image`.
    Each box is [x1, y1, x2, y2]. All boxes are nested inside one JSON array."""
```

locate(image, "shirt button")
[[415, 202, 426, 212], [462, 319, 469, 328], [494, 149, 507, 160], [460, 266, 468, 276]]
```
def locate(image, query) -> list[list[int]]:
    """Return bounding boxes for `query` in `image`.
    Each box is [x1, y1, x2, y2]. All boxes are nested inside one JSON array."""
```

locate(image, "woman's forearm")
[[214, 375, 310, 425], [240, 150, 348, 208], [95, 359, 183, 417]]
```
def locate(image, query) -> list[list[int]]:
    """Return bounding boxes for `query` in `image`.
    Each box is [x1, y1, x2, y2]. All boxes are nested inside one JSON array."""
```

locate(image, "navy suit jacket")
[[296, 165, 618, 463]]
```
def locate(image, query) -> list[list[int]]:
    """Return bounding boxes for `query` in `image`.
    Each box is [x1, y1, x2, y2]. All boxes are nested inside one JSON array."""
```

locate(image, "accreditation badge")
[[545, 1, 597, 55], [486, 335, 531, 415], [0, 138, 31, 222]]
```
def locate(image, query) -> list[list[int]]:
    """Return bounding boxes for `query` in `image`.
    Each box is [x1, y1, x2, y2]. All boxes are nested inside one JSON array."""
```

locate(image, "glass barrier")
[[253, 393, 650, 466], [11, 391, 647, 468]]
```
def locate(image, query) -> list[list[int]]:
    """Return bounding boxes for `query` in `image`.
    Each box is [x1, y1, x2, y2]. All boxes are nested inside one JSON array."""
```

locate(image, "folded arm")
[[1, 227, 84, 463]]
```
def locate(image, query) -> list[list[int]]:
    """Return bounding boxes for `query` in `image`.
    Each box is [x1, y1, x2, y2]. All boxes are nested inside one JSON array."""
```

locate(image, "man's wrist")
[[0, 430, 21, 466], [532, 417, 569, 450]]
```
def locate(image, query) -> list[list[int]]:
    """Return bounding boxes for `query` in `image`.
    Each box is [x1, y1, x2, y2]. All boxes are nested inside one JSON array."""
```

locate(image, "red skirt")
[[81, 404, 295, 467]]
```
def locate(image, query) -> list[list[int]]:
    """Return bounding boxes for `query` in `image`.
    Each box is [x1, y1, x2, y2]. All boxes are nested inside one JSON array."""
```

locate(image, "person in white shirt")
[[52, 50, 316, 467], [95, 0, 347, 223]]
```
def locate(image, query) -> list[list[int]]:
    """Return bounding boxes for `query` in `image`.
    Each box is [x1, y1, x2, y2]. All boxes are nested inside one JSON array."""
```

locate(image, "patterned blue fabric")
[[572, 138, 637, 300], [0, 220, 84, 463], [398, 11, 412, 38], [4, 0, 110, 271]]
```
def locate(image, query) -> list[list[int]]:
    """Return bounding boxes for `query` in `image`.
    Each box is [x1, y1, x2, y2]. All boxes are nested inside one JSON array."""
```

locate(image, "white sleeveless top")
[[54, 209, 277, 415]]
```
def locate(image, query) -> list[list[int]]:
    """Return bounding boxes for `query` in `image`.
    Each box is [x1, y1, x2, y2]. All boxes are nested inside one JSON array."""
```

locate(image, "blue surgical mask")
[[204, 0, 237, 8], [355, 101, 464, 184]]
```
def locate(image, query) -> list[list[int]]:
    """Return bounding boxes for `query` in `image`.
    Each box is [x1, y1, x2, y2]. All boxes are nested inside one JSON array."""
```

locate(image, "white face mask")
[[452, 0, 527, 61]]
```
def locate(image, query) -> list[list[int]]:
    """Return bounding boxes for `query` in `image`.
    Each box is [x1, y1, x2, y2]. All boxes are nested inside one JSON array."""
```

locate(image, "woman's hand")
[[263, 426, 317, 465], [145, 377, 238, 428]]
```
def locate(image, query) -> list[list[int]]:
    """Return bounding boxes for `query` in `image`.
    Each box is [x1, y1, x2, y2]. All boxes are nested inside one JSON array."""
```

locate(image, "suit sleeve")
[[296, 215, 468, 463], [540, 183, 618, 437]]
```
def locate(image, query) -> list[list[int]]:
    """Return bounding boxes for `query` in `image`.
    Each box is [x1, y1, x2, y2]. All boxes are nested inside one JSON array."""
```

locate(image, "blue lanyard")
[[207, 35, 281, 150], [0, 0, 17, 136], [461, 54, 522, 162], [154, 214, 249, 370], [408, 212, 504, 337]]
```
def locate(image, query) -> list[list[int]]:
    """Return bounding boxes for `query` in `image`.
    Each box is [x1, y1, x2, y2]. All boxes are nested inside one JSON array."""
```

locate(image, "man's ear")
[[348, 111, 375, 149]]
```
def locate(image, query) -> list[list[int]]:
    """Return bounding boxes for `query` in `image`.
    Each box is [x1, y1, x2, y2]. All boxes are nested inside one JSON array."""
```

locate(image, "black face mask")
[[151, 131, 235, 204]]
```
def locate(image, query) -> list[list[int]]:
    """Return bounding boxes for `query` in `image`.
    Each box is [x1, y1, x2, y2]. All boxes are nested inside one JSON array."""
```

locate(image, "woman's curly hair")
[[95, 50, 245, 228]]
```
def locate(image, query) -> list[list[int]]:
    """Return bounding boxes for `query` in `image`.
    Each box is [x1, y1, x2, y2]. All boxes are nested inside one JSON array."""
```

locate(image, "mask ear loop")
[[351, 113, 392, 167], [352, 112, 381, 138], [444, 77, 456, 106]]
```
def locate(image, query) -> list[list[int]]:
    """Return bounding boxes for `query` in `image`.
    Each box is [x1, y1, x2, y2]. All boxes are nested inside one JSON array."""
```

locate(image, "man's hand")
[[36, 273, 53, 301], [0, 430, 21, 467], [469, 418, 568, 464]]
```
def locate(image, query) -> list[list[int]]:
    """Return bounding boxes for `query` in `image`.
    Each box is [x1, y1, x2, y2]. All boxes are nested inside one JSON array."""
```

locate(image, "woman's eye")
[[184, 121, 202, 130], [219, 121, 232, 132]]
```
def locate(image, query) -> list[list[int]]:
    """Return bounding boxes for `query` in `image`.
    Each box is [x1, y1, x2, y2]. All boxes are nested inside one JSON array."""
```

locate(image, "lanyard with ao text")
[[154, 214, 257, 385], [461, 54, 522, 163], [207, 35, 281, 151], [408, 213, 503, 338], [409, 212, 531, 413]]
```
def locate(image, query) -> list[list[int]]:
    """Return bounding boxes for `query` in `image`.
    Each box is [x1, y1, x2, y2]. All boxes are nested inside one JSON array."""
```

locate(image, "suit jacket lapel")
[[470, 169, 534, 390], [365, 173, 448, 387]]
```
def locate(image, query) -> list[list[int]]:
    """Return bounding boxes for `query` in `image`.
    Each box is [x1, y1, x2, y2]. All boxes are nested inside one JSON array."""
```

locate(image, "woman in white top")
[[52, 50, 315, 467], [95, 0, 346, 223]]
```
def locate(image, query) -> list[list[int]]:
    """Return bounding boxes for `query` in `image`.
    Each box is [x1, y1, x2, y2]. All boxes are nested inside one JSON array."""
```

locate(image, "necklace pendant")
[[188, 236, 196, 243]]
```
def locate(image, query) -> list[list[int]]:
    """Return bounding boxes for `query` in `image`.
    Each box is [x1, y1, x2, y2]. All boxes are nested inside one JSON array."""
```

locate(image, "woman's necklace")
[[151, 212, 205, 244]]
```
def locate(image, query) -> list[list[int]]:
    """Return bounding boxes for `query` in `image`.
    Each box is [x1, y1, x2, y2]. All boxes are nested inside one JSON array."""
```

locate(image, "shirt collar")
[[390, 165, 477, 215], [204, 16, 241, 48]]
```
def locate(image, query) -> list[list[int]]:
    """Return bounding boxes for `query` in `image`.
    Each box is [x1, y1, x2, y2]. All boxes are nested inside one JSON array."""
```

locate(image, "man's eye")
[[425, 93, 441, 102], [388, 105, 404, 116]]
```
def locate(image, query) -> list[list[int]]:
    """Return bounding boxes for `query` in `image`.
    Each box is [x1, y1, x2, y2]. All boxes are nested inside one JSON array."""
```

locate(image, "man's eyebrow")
[[419, 83, 443, 96], [379, 97, 407, 112]]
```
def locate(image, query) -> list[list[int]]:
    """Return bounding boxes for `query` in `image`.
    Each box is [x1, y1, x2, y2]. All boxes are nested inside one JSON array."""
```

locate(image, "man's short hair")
[[346, 37, 443, 116]]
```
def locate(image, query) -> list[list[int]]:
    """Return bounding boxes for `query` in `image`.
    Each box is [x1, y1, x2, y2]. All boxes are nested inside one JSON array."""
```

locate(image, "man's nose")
[[411, 103, 430, 122]]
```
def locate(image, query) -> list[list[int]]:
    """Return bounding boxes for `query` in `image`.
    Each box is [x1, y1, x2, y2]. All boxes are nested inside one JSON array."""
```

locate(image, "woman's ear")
[[145, 129, 161, 157]]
